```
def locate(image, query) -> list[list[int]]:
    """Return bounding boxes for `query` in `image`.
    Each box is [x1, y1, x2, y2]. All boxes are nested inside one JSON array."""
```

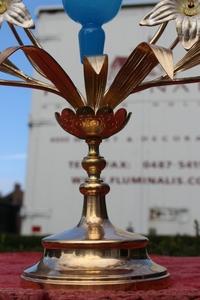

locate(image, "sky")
[[0, 0, 62, 195], [0, 0, 155, 195]]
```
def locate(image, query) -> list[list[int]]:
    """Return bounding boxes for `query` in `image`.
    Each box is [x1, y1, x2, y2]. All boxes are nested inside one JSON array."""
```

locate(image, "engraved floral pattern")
[[140, 0, 200, 49], [55, 107, 131, 139]]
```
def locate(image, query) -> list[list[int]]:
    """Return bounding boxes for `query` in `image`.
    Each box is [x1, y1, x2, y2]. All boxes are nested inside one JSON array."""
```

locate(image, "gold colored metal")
[[174, 40, 200, 74], [22, 137, 169, 288], [132, 75, 200, 94], [0, 61, 29, 81], [0, 0, 34, 28], [0, 79, 62, 95], [8, 23, 24, 46], [0, 0, 200, 113], [181, 0, 200, 16], [8, 23, 49, 80], [0, 0, 7, 14], [140, 0, 200, 50], [24, 29, 41, 48], [0, 45, 85, 108], [83, 55, 108, 111], [3, 1, 200, 290], [169, 37, 179, 50], [1, 11, 199, 113], [101, 42, 173, 109], [55, 107, 131, 140], [132, 38, 200, 94], [149, 22, 168, 44]]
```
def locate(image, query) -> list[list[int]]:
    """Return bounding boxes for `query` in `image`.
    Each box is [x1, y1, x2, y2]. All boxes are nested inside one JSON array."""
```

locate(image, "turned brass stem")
[[82, 139, 105, 180], [80, 138, 110, 196], [79, 139, 110, 240]]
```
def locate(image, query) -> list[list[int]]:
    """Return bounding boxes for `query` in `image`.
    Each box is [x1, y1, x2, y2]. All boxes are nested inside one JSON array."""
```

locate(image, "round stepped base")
[[22, 224, 170, 290]]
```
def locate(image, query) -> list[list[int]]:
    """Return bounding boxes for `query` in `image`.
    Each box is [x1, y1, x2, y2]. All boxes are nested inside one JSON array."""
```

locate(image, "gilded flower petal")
[[6, 3, 33, 27], [176, 15, 199, 49], [141, 0, 200, 49], [1, 0, 34, 28], [182, 16, 191, 48], [189, 16, 197, 39], [175, 13, 184, 35], [197, 15, 200, 36], [0, 14, 3, 26], [140, 0, 177, 26]]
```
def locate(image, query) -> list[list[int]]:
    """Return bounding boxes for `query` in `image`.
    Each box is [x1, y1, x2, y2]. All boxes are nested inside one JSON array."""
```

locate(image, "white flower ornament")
[[0, 0, 34, 28], [140, 0, 200, 50]]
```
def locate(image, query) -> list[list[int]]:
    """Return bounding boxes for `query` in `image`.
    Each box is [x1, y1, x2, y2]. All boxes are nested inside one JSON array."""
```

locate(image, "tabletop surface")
[[0, 252, 200, 299]]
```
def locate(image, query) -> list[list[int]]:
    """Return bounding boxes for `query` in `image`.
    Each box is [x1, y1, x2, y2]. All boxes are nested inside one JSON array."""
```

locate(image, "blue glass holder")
[[62, 0, 122, 61]]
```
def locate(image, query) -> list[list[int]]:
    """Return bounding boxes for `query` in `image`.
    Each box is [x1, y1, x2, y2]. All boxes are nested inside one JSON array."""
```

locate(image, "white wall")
[[22, 5, 200, 236]]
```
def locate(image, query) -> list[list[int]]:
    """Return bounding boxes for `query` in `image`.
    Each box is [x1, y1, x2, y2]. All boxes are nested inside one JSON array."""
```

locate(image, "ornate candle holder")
[[1, 0, 200, 290], [22, 55, 169, 288]]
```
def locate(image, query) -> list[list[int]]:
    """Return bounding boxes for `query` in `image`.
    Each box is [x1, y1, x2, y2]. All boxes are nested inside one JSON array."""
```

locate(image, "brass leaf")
[[174, 40, 200, 74], [149, 44, 174, 80], [0, 55, 29, 81], [102, 42, 173, 109], [0, 46, 85, 109], [0, 79, 61, 96], [132, 76, 200, 94], [83, 55, 108, 110]]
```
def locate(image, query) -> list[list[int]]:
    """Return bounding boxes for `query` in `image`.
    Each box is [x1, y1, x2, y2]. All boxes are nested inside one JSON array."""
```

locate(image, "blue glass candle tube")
[[62, 0, 122, 61]]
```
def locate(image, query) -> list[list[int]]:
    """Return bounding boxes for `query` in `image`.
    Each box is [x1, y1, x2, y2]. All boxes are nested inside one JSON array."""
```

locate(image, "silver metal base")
[[22, 221, 170, 290]]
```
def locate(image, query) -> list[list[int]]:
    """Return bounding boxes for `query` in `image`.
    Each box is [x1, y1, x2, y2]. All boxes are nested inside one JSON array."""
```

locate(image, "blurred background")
[[1, 0, 200, 248]]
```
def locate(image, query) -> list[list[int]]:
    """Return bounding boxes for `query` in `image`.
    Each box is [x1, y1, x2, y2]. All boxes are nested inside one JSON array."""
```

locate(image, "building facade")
[[22, 4, 200, 236]]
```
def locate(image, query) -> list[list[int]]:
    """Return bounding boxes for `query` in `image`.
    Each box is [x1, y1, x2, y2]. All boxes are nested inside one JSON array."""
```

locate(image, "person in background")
[[2, 183, 24, 234], [11, 183, 23, 211], [11, 183, 23, 234]]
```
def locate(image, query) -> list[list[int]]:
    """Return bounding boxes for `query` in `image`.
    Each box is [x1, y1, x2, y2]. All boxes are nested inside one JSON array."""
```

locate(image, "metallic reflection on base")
[[22, 138, 169, 289], [22, 221, 169, 289]]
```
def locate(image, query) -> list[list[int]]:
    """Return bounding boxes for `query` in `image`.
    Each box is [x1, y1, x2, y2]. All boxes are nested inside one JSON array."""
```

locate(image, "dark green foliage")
[[0, 234, 43, 252], [0, 234, 199, 255], [194, 219, 200, 237], [148, 235, 200, 256]]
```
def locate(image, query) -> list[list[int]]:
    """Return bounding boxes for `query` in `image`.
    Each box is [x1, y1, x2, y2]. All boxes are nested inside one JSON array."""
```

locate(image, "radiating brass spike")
[[9, 23, 48, 80], [3, 57, 19, 71], [83, 55, 108, 111], [87, 56, 107, 74], [0, 79, 62, 97], [174, 40, 200, 74], [149, 44, 174, 80], [0, 62, 30, 81], [149, 22, 168, 45], [0, 49, 30, 81], [132, 76, 200, 94]]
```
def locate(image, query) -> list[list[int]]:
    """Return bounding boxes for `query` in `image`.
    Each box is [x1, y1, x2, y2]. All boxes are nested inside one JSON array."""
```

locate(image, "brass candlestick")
[[1, 0, 200, 289], [22, 106, 168, 288]]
